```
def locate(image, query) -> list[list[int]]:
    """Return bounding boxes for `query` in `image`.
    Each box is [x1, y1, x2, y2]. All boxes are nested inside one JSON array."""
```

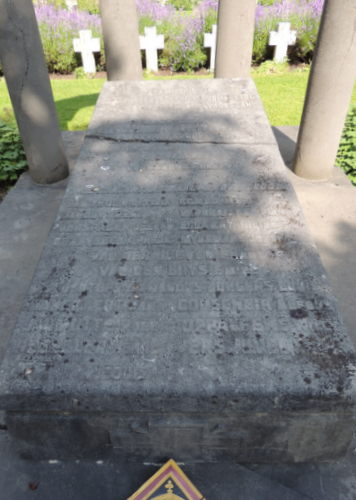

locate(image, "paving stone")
[[0, 80, 355, 463], [0, 432, 310, 500], [0, 132, 84, 363], [249, 438, 356, 500]]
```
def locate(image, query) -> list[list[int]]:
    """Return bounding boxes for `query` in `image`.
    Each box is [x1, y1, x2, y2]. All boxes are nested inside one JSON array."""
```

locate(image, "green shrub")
[[159, 17, 206, 72], [202, 6, 218, 33], [0, 120, 28, 183], [167, 0, 197, 10], [253, 17, 275, 63], [254, 1, 323, 64], [289, 14, 320, 63], [253, 60, 289, 74], [39, 22, 78, 73], [77, 0, 100, 14], [258, 0, 279, 5], [35, 0, 100, 13], [30, 0, 324, 73], [337, 107, 356, 186], [138, 15, 156, 34], [35, 4, 103, 74], [34, 0, 67, 8], [74, 66, 87, 79]]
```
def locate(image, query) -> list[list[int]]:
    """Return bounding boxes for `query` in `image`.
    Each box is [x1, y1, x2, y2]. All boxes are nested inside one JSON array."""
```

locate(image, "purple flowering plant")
[[135, 0, 218, 71], [254, 0, 324, 62], [35, 2, 103, 72], [32, 0, 325, 73]]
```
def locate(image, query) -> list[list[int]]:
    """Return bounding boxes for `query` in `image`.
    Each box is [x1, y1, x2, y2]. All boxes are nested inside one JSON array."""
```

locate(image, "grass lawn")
[[0, 79, 104, 131], [1, 69, 356, 130], [254, 71, 310, 125]]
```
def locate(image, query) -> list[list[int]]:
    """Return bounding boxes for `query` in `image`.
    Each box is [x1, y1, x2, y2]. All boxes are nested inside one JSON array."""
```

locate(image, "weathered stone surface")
[[0, 80, 355, 462], [88, 79, 275, 144]]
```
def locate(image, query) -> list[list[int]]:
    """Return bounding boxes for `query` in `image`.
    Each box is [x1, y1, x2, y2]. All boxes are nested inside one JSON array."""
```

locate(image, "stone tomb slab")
[[0, 80, 355, 462]]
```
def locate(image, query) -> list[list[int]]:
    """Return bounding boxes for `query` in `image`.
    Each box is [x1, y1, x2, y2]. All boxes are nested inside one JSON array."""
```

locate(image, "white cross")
[[140, 27, 164, 72], [73, 30, 100, 74], [65, 0, 77, 10], [204, 24, 217, 72], [269, 22, 297, 63]]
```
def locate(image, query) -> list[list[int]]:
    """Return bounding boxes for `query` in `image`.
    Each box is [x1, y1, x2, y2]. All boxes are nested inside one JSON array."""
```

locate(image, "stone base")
[[6, 411, 355, 463], [0, 80, 355, 462]]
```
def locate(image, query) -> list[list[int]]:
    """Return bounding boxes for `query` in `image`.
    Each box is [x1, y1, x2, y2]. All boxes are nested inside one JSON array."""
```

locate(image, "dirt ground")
[[48, 68, 212, 79], [47, 64, 308, 80]]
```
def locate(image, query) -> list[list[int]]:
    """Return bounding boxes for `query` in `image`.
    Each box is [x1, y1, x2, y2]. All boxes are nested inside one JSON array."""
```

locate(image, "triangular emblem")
[[127, 459, 205, 500]]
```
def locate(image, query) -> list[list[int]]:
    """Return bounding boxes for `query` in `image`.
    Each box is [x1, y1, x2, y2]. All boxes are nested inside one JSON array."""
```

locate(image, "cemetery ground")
[[1, 64, 356, 132]]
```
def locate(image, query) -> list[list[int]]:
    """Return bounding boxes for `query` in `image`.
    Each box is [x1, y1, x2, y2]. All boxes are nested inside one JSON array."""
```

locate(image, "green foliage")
[[34, 0, 67, 8], [36, 0, 100, 12], [160, 41, 206, 72], [337, 107, 356, 185], [74, 66, 87, 79], [258, 0, 278, 5], [167, 0, 197, 10], [138, 15, 156, 34], [254, 1, 323, 64], [77, 0, 100, 14], [202, 6, 218, 33], [35, 3, 104, 74], [254, 14, 320, 64], [289, 14, 320, 62], [0, 120, 28, 183], [2, 70, 355, 132], [159, 19, 206, 72], [39, 22, 78, 73], [253, 60, 289, 75], [253, 17, 275, 63]]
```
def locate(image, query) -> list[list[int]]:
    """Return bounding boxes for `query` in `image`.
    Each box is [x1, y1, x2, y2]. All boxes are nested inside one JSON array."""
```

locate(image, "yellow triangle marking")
[[127, 459, 205, 500]]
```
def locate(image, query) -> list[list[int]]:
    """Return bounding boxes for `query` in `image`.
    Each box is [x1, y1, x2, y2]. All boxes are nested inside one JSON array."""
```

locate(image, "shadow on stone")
[[0, 80, 354, 464], [272, 126, 298, 170]]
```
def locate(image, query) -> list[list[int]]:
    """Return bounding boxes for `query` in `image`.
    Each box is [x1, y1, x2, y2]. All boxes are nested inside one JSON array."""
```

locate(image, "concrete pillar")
[[99, 0, 142, 81], [0, 0, 69, 185], [293, 0, 356, 180], [215, 0, 256, 78]]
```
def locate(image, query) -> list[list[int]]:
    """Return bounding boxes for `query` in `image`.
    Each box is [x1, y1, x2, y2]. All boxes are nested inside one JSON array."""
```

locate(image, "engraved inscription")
[[0, 79, 350, 417]]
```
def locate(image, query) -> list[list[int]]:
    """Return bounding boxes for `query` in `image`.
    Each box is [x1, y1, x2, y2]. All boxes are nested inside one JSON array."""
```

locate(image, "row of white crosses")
[[73, 22, 297, 75], [204, 25, 217, 72], [139, 27, 165, 72], [73, 30, 100, 74], [204, 22, 297, 70], [269, 22, 297, 62], [73, 27, 164, 74]]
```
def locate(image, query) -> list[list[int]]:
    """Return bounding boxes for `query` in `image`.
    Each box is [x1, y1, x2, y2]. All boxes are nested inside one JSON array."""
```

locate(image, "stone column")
[[0, 0, 69, 185], [293, 0, 356, 180], [99, 0, 142, 81], [215, 0, 256, 78]]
